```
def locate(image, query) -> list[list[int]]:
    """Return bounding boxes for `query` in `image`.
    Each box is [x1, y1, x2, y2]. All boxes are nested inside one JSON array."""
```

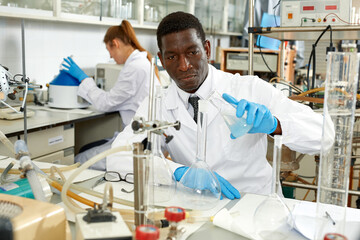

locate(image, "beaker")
[[178, 100, 221, 210], [149, 86, 176, 204], [207, 90, 252, 138], [315, 52, 359, 239], [253, 135, 294, 240]]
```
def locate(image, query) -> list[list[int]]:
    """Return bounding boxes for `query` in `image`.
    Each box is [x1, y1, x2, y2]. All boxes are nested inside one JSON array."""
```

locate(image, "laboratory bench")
[[0, 105, 122, 165], [1, 156, 358, 240], [53, 173, 308, 240]]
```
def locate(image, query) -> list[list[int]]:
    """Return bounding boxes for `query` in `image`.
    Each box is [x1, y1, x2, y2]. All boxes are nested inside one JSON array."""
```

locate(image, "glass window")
[[228, 0, 246, 33], [61, 0, 136, 20], [195, 0, 224, 32], [144, 0, 189, 23], [1, 0, 53, 11]]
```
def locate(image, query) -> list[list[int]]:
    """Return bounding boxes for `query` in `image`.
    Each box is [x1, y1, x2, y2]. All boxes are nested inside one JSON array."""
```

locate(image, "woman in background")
[[63, 20, 159, 126], [62, 20, 159, 169]]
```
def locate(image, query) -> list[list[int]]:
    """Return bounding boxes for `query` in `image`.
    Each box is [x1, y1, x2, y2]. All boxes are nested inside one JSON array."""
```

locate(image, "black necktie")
[[188, 96, 200, 123]]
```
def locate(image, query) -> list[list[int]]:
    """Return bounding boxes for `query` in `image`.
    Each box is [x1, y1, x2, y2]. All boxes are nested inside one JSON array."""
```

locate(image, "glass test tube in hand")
[[207, 90, 252, 138]]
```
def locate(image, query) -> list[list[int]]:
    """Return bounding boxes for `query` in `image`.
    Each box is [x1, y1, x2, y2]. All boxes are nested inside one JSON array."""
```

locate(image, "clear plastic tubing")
[[15, 140, 47, 202], [315, 52, 359, 239]]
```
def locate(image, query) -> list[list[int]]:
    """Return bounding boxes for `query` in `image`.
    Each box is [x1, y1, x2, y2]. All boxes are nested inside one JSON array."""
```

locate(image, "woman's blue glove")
[[222, 93, 278, 137], [174, 166, 241, 200], [62, 57, 88, 82]]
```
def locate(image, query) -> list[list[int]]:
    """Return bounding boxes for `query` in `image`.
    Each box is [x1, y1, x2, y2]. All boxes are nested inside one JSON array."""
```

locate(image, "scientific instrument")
[[48, 59, 89, 109], [0, 64, 38, 118], [178, 100, 221, 210], [131, 59, 180, 226], [280, 0, 353, 27], [315, 52, 359, 239], [75, 184, 132, 240], [48, 70, 89, 109], [0, 193, 70, 240], [207, 90, 252, 138], [164, 206, 186, 240], [135, 225, 160, 240], [95, 62, 124, 91], [253, 135, 294, 240], [226, 51, 278, 73], [150, 86, 176, 204]]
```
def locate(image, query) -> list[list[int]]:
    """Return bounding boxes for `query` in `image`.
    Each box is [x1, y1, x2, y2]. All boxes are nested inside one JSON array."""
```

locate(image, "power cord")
[[273, 0, 281, 27], [258, 35, 278, 77], [305, 25, 333, 107]]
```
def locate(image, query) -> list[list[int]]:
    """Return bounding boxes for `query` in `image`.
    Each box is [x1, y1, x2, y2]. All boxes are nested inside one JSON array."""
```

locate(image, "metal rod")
[[279, 41, 285, 80], [146, 58, 156, 150], [133, 142, 147, 226], [282, 181, 360, 197], [248, 0, 255, 75], [21, 19, 27, 144]]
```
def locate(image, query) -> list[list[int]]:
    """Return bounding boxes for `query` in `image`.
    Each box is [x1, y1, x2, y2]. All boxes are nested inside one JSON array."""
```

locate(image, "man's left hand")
[[174, 166, 240, 200]]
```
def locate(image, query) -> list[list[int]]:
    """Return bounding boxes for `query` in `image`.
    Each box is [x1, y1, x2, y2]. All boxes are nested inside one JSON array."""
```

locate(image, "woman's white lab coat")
[[108, 65, 326, 195], [77, 49, 150, 126]]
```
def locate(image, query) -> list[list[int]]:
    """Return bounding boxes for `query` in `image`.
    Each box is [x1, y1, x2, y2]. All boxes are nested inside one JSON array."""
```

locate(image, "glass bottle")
[[253, 135, 294, 240], [315, 52, 359, 239], [178, 100, 221, 210]]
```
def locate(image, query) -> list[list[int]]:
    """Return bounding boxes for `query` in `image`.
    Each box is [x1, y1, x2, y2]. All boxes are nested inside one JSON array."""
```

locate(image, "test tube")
[[315, 52, 360, 239]]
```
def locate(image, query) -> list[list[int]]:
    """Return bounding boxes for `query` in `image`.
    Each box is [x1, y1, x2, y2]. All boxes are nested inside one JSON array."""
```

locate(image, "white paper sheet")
[[213, 193, 360, 240], [212, 194, 304, 240], [292, 201, 360, 240]]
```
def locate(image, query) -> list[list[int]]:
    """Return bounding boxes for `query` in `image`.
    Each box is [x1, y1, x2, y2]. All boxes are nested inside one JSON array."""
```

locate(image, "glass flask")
[[315, 52, 359, 239], [253, 135, 294, 240], [178, 100, 221, 210], [149, 86, 176, 204], [207, 90, 252, 138]]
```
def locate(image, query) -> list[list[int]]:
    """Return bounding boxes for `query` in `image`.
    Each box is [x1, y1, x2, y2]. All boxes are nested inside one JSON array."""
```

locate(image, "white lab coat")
[[77, 49, 150, 126], [107, 65, 325, 195]]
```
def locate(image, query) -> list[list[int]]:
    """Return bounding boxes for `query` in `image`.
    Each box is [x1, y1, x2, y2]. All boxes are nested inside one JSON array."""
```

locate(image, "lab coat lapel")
[[205, 67, 227, 126], [164, 83, 197, 132]]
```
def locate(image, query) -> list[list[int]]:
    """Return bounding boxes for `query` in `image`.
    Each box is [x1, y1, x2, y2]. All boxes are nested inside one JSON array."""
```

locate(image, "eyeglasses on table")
[[92, 171, 134, 193]]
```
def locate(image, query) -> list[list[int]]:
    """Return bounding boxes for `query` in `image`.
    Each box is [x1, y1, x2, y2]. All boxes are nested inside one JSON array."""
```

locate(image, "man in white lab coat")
[[107, 12, 325, 199]]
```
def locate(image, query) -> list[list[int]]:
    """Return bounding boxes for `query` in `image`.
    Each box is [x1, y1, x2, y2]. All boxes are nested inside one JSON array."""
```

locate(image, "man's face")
[[158, 29, 210, 93]]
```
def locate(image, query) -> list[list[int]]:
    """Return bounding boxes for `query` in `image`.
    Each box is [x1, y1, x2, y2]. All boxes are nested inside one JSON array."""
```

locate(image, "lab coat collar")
[[123, 49, 146, 68]]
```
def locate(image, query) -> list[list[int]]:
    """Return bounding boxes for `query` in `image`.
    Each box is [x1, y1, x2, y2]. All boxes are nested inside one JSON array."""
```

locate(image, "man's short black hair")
[[156, 11, 206, 52]]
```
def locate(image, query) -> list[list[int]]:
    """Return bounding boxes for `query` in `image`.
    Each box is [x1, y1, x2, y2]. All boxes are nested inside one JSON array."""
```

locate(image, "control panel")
[[280, 0, 353, 27], [226, 52, 278, 73]]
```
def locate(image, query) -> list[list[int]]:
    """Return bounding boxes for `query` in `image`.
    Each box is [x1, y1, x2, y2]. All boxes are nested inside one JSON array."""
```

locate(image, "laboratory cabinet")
[[0, 0, 245, 35], [0, 125, 75, 165], [0, 107, 122, 166]]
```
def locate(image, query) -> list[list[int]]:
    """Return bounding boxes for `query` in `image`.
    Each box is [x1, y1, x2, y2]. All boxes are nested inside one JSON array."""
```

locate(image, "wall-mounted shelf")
[[251, 25, 360, 41]]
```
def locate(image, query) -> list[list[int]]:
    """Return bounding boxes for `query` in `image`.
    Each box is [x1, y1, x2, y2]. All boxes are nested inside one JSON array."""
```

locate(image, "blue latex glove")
[[174, 166, 241, 200], [61, 57, 88, 82], [222, 93, 278, 137]]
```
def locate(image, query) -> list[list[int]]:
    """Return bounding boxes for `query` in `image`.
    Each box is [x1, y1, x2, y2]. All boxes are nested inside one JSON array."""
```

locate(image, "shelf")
[[253, 25, 360, 41], [0, 1, 243, 36]]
